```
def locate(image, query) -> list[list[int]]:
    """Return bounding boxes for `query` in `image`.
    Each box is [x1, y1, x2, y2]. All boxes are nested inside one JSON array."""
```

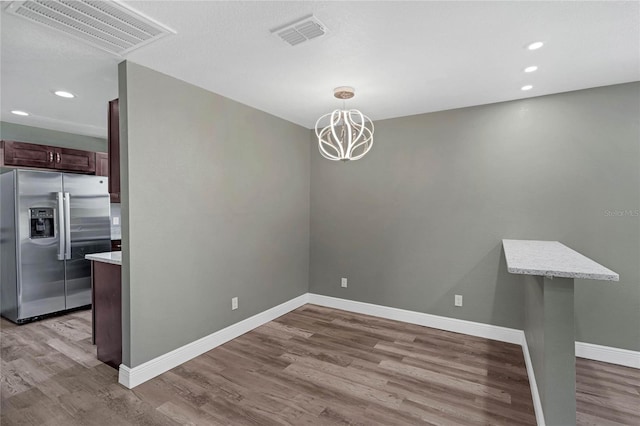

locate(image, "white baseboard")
[[118, 293, 309, 389], [118, 364, 133, 388], [521, 334, 546, 426], [118, 290, 639, 405], [307, 293, 523, 345], [576, 341, 640, 369]]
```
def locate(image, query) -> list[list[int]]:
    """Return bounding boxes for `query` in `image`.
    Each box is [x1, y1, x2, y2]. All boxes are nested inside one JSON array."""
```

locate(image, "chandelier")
[[315, 87, 374, 161]]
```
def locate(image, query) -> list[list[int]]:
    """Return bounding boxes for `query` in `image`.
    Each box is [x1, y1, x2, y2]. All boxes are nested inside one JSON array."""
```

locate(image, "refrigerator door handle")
[[64, 192, 72, 260], [57, 192, 65, 260]]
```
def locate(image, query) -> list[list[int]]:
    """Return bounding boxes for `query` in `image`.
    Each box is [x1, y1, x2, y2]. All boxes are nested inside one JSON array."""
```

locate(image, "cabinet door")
[[3, 140, 55, 168], [54, 147, 96, 173], [108, 99, 120, 203], [95, 152, 109, 176]]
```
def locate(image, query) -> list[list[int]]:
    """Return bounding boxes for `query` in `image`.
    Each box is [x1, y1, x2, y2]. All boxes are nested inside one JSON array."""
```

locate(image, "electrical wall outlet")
[[112, 216, 120, 225], [454, 294, 463, 307], [232, 297, 238, 310], [341, 278, 348, 288]]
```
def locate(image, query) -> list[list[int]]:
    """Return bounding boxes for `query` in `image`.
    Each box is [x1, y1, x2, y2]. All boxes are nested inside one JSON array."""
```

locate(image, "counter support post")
[[542, 277, 576, 425], [526, 276, 576, 425]]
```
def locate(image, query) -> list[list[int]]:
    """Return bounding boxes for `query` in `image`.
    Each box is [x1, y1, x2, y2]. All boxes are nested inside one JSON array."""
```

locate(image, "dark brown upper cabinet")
[[108, 99, 120, 203], [96, 152, 109, 177], [3, 140, 55, 169], [2, 140, 96, 173], [56, 146, 96, 173]]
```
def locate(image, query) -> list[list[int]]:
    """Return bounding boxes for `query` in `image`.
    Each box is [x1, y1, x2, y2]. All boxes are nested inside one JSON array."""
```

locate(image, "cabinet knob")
[[56, 152, 61, 163], [49, 152, 54, 162]]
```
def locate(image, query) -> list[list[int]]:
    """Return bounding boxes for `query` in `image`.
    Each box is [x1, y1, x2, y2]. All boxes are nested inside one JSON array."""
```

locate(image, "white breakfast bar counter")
[[502, 239, 618, 426], [85, 251, 122, 266], [502, 239, 618, 281]]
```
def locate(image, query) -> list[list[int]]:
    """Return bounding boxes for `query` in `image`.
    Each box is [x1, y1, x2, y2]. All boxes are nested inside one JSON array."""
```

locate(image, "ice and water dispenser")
[[29, 208, 55, 239]]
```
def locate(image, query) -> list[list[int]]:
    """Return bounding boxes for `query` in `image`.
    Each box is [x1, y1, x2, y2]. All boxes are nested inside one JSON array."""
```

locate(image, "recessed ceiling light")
[[54, 90, 75, 98], [521, 85, 533, 91], [524, 66, 538, 73], [527, 41, 544, 50], [11, 110, 29, 116]]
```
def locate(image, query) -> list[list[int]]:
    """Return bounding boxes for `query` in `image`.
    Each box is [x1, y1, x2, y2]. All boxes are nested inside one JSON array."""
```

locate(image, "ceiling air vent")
[[271, 15, 327, 47], [5, 0, 175, 56]]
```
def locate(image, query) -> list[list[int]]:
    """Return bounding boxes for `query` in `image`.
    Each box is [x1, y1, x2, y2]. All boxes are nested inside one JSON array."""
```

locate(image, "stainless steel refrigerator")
[[1, 169, 111, 323]]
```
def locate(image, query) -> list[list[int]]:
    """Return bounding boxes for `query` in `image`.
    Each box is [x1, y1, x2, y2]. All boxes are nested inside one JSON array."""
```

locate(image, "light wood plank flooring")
[[1, 305, 638, 425]]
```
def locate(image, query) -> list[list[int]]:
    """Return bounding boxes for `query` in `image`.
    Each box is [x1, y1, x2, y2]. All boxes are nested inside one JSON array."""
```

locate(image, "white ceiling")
[[2, 1, 639, 138]]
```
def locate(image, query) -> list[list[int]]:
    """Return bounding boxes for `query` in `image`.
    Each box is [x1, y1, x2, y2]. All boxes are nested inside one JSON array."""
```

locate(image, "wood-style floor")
[[1, 305, 638, 425]]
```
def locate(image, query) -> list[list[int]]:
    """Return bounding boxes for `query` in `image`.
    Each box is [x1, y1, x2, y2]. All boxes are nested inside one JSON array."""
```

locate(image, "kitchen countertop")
[[502, 239, 619, 281], [85, 251, 122, 266]]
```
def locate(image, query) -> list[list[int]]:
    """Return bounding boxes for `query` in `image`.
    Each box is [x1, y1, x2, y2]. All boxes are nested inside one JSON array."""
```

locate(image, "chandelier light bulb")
[[315, 87, 374, 161]]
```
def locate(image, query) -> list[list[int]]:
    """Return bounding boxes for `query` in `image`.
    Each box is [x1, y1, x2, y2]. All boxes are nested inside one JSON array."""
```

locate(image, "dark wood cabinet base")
[[92, 261, 122, 369]]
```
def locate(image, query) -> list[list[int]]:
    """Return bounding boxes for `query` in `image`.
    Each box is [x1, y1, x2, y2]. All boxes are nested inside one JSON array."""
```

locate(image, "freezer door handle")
[[57, 192, 65, 260], [64, 192, 71, 260]]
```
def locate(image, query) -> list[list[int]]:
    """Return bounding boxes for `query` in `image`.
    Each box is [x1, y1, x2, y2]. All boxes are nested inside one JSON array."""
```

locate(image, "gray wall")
[[119, 62, 310, 367], [310, 82, 640, 351], [0, 121, 107, 152]]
